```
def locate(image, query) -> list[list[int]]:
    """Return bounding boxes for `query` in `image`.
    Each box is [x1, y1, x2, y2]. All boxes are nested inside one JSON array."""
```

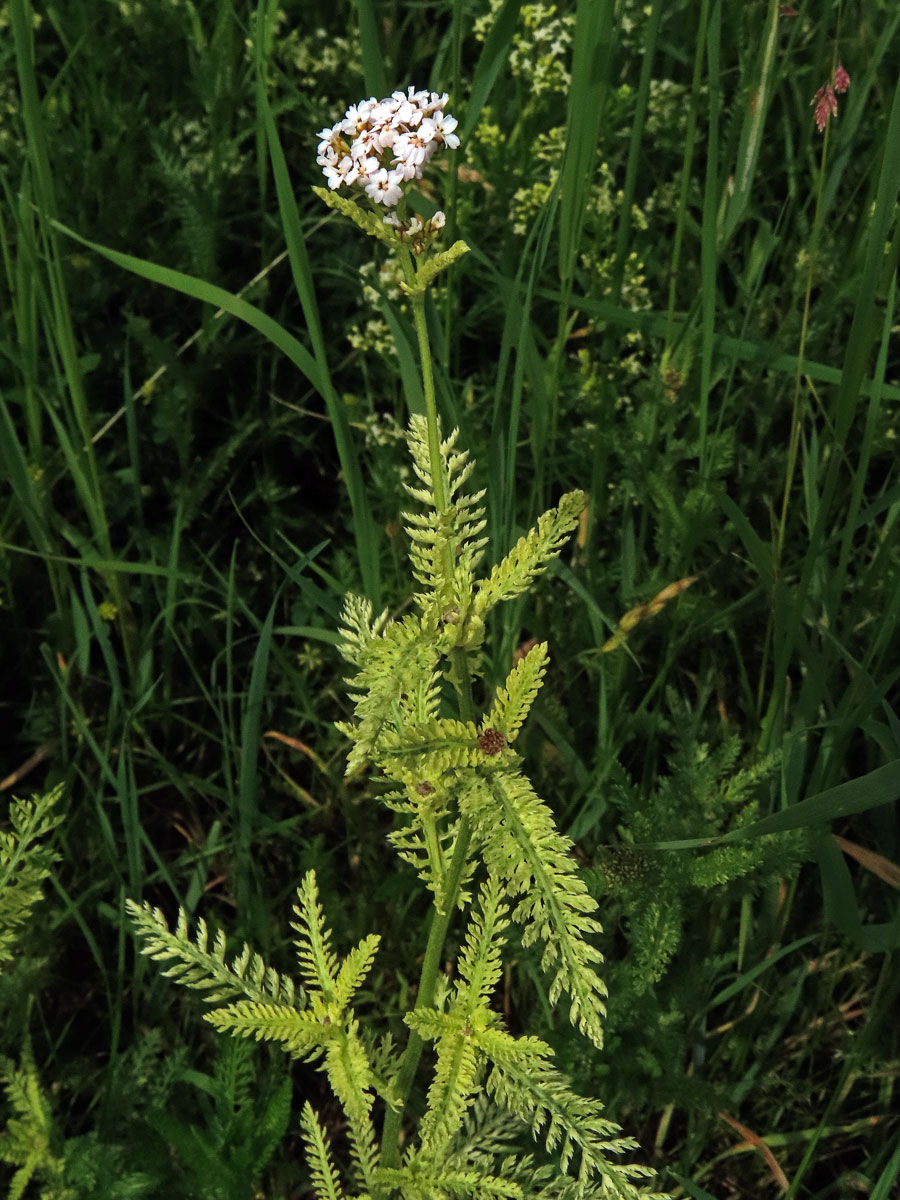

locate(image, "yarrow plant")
[[128, 88, 670, 1200]]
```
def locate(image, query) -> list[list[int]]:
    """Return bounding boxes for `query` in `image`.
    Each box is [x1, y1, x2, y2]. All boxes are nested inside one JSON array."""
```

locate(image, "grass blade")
[[236, 595, 278, 936]]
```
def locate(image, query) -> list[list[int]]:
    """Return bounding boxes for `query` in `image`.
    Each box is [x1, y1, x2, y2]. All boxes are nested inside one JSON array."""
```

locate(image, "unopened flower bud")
[[478, 728, 507, 756]]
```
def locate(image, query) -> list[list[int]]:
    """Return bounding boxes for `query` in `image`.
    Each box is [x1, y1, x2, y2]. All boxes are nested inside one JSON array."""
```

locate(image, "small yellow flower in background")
[[98, 602, 118, 622]]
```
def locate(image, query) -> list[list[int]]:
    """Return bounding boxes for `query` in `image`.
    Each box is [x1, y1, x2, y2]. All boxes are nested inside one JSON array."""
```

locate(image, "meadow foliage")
[[1, 0, 899, 1195]]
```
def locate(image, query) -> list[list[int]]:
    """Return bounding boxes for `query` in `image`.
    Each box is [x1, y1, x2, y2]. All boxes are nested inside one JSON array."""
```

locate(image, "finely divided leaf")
[[403, 416, 487, 619], [292, 870, 341, 997], [334, 934, 381, 1012], [338, 615, 442, 774], [473, 491, 585, 618], [460, 772, 606, 1048], [483, 643, 549, 743], [404, 240, 470, 293], [300, 1102, 345, 1200], [338, 594, 391, 667], [375, 1165, 522, 1198], [456, 876, 510, 1014], [481, 1029, 655, 1195], [126, 900, 299, 1006], [207, 1000, 332, 1058], [375, 718, 484, 783]]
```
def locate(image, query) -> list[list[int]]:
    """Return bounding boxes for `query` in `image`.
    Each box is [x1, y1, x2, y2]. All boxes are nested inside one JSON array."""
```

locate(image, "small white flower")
[[374, 96, 401, 122], [323, 154, 357, 190], [374, 122, 399, 152], [342, 155, 374, 187], [394, 86, 428, 107], [365, 167, 404, 206], [350, 128, 379, 161], [429, 110, 459, 150], [429, 210, 446, 230], [316, 123, 344, 157], [394, 87, 430, 125], [423, 91, 449, 114], [394, 128, 433, 172], [392, 157, 418, 182], [341, 98, 377, 136], [351, 155, 380, 183], [322, 163, 344, 190], [391, 100, 417, 127]]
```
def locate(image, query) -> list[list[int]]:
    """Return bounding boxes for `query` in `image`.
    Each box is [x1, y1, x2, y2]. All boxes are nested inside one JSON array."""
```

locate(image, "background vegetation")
[[1, 0, 899, 1196]]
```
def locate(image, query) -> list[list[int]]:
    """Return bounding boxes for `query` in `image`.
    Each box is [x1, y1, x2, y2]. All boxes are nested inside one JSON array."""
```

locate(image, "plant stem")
[[379, 811, 473, 1171], [410, 285, 449, 514], [377, 271, 479, 1180]]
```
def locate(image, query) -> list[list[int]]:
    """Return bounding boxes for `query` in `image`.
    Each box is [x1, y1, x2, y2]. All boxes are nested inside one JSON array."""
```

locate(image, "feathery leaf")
[[207, 1000, 332, 1059], [313, 185, 400, 247], [375, 1164, 521, 1198], [300, 1102, 345, 1200], [334, 934, 381, 1012], [483, 643, 549, 743], [460, 772, 606, 1048], [403, 415, 487, 623], [455, 876, 510, 1015], [481, 1030, 655, 1194], [337, 614, 442, 773], [338, 594, 391, 667], [291, 870, 341, 997], [0, 785, 64, 971], [403, 240, 470, 293], [375, 718, 488, 783], [126, 900, 299, 1007], [473, 491, 585, 619]]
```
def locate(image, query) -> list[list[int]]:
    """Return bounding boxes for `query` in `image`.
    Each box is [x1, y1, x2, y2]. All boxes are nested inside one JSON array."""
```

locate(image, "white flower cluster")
[[316, 87, 460, 210]]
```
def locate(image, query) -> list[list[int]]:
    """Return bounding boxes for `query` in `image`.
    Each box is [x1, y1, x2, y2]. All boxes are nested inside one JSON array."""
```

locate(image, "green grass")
[[1, 0, 899, 1195]]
